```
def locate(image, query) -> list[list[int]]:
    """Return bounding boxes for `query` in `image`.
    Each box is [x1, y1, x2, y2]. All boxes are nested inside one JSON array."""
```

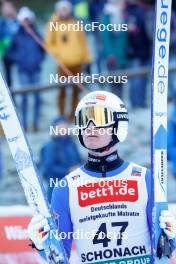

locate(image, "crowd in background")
[[0, 0, 159, 115], [0, 0, 176, 199]]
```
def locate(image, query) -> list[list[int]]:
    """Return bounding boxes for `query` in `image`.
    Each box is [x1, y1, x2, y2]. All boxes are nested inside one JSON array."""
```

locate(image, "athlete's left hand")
[[159, 210, 176, 240]]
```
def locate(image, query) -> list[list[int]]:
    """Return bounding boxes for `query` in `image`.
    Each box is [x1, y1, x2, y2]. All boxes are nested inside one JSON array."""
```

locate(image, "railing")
[[11, 65, 176, 95]]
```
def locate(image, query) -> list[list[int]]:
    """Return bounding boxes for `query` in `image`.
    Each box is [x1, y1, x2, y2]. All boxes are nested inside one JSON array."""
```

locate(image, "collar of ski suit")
[[84, 151, 126, 177]]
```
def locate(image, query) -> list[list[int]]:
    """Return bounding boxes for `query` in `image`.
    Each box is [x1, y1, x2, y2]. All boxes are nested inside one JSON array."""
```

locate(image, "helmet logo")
[[114, 112, 129, 121], [86, 94, 106, 101], [96, 94, 106, 101], [85, 101, 97, 105]]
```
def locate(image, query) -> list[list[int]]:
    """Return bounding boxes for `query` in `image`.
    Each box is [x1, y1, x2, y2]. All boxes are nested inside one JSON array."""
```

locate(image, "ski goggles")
[[75, 106, 128, 129]]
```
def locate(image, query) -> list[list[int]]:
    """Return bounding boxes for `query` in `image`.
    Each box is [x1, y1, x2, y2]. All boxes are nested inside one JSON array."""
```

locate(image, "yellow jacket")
[[45, 15, 92, 67]]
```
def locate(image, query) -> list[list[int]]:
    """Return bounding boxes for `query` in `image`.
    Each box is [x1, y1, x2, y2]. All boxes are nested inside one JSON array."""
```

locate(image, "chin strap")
[[78, 124, 119, 153]]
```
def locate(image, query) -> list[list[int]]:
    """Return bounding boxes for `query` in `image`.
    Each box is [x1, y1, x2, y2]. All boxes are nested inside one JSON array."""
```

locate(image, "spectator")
[[40, 117, 81, 202], [101, 0, 128, 98], [127, 0, 151, 108], [7, 7, 45, 132], [168, 93, 176, 179], [45, 0, 91, 122], [0, 1, 19, 87], [88, 0, 106, 73], [88, 0, 106, 22]]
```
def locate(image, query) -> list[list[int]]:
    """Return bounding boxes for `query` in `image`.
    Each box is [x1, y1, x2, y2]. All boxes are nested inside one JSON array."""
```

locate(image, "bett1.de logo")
[[77, 180, 139, 207]]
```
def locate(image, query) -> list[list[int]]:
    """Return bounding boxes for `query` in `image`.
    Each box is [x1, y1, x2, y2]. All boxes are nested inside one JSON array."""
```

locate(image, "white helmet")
[[75, 90, 129, 152]]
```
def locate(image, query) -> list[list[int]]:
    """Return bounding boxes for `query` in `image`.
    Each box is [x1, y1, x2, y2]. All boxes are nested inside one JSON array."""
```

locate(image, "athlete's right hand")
[[27, 214, 50, 250]]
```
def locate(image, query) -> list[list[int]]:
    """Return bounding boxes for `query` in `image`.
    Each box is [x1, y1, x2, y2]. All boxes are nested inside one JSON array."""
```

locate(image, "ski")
[[151, 0, 172, 263], [0, 73, 69, 263]]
